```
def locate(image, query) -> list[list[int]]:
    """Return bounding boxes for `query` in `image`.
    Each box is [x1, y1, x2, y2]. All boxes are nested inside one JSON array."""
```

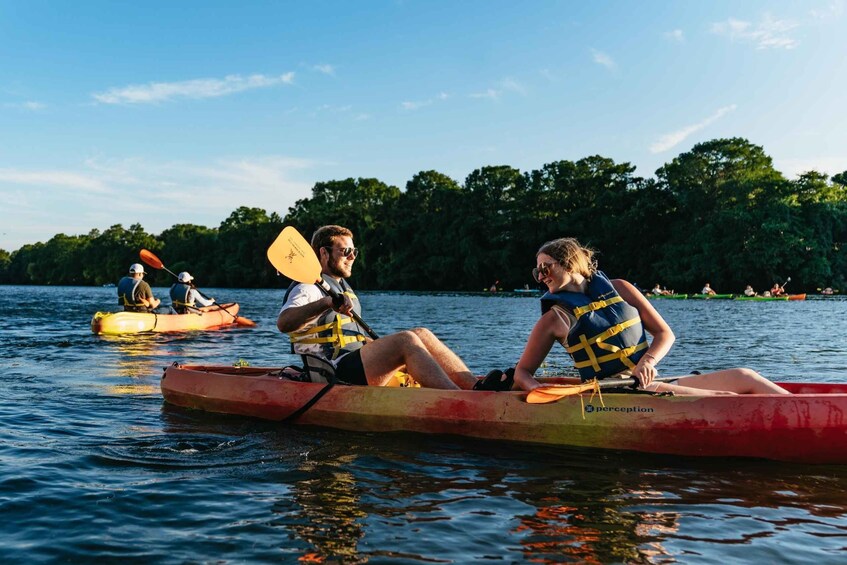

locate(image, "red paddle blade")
[[139, 249, 164, 270], [235, 316, 257, 327]]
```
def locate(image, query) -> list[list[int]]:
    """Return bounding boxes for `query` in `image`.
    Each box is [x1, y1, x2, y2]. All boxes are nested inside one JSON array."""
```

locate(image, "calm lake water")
[[2, 285, 847, 563]]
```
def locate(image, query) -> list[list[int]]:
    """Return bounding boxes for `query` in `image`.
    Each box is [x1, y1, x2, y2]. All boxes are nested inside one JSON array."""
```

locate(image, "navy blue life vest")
[[540, 271, 649, 381], [283, 275, 367, 360], [117, 276, 148, 312], [170, 282, 193, 313]]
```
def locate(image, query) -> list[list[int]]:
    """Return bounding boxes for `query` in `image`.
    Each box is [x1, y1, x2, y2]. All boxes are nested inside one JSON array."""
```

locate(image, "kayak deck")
[[161, 364, 847, 464]]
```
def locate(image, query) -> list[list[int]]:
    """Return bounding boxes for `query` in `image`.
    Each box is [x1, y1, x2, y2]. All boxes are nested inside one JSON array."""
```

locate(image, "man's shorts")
[[335, 349, 368, 386]]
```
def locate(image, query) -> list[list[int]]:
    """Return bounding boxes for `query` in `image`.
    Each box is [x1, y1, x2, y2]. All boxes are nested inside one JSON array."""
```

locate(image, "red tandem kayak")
[[91, 303, 250, 335], [161, 364, 847, 464]]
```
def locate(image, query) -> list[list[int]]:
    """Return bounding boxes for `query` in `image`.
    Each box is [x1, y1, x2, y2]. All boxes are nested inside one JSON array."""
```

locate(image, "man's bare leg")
[[410, 327, 478, 389], [359, 331, 460, 389]]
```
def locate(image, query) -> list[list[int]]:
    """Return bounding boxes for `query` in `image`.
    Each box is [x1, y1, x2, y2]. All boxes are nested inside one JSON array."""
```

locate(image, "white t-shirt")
[[279, 283, 332, 359]]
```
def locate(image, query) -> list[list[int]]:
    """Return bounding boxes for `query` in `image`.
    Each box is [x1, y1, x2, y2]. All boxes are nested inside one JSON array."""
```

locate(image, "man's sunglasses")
[[324, 246, 359, 259], [532, 261, 556, 282]]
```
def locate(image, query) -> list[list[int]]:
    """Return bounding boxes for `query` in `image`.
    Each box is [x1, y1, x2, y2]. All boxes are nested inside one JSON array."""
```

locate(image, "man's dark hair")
[[310, 225, 354, 256]]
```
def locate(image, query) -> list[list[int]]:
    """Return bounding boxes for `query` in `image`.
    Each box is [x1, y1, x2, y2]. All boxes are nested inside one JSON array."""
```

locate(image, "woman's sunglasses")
[[325, 246, 359, 259], [532, 261, 556, 282]]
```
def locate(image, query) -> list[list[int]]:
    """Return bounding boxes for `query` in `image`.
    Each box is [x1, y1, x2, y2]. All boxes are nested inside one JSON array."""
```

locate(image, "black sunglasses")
[[532, 261, 556, 282], [324, 246, 359, 259]]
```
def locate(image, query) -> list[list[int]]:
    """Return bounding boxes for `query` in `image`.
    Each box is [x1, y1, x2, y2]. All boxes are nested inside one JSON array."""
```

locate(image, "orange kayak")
[[91, 303, 248, 334], [161, 364, 847, 464]]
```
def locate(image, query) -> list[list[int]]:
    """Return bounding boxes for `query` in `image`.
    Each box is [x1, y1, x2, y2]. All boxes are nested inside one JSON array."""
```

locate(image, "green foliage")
[[1, 137, 845, 292]]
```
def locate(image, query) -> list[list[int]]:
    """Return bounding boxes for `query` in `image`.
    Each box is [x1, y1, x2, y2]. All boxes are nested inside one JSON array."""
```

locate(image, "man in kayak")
[[117, 263, 162, 312], [771, 282, 786, 297], [700, 283, 717, 295], [510, 237, 790, 395], [651, 283, 671, 296], [170, 271, 215, 314], [276, 225, 480, 390], [743, 285, 756, 297]]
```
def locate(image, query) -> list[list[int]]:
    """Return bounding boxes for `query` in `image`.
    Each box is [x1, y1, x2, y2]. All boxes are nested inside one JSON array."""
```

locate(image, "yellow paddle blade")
[[526, 382, 599, 404], [267, 226, 322, 284]]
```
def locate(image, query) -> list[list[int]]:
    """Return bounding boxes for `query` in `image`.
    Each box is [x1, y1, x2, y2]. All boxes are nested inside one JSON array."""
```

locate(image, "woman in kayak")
[[512, 237, 790, 395]]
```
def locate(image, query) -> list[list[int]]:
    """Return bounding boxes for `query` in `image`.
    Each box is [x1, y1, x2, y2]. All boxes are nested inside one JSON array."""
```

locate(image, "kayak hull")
[[734, 294, 805, 301], [161, 364, 847, 464], [91, 303, 240, 335]]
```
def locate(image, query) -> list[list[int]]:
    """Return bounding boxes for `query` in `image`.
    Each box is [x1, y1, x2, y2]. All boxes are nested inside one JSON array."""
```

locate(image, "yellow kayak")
[[91, 303, 253, 334]]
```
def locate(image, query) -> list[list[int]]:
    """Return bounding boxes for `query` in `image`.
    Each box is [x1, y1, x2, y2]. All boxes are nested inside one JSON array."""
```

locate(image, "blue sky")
[[1, 0, 845, 252]]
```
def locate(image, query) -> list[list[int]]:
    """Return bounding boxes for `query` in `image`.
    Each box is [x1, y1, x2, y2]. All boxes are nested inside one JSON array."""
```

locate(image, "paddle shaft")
[[526, 374, 700, 404], [594, 375, 686, 390], [139, 249, 249, 325]]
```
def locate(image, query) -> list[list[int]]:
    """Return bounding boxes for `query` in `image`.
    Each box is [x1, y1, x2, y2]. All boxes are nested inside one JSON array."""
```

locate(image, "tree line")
[[1, 137, 846, 293]]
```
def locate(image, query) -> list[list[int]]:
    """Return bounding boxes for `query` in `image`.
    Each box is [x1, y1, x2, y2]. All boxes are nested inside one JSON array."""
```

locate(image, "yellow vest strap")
[[565, 316, 641, 354], [571, 341, 648, 370], [573, 296, 624, 319]]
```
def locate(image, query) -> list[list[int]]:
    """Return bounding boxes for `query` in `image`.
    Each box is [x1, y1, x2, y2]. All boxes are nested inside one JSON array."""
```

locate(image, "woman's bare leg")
[[646, 368, 790, 395]]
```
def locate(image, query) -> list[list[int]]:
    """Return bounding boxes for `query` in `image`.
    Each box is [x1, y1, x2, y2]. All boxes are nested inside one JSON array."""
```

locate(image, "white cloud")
[[500, 78, 527, 96], [665, 29, 684, 42], [4, 101, 46, 110], [710, 14, 799, 50], [0, 155, 319, 250], [401, 100, 432, 110], [649, 105, 737, 154], [92, 73, 295, 104], [539, 68, 557, 82], [775, 156, 847, 179], [810, 1, 845, 20], [0, 168, 108, 192], [313, 64, 335, 75], [591, 49, 616, 70], [469, 88, 499, 100], [401, 92, 451, 110]]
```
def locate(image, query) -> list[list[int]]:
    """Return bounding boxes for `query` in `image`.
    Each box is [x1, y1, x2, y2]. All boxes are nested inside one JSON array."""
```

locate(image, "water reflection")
[[273, 455, 367, 563]]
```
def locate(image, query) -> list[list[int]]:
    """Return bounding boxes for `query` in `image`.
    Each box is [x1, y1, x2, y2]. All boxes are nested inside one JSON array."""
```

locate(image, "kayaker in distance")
[[700, 283, 717, 296], [510, 237, 790, 395], [169, 271, 215, 314], [651, 283, 671, 296], [276, 224, 480, 390], [770, 282, 786, 297], [743, 285, 756, 297], [117, 263, 162, 312]]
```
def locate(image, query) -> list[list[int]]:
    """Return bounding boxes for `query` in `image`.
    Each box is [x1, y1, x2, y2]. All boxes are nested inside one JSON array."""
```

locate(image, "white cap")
[[178, 271, 193, 283], [129, 263, 145, 274]]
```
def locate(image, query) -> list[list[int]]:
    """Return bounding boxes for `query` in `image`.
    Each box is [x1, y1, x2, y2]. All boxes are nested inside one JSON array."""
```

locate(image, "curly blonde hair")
[[537, 238, 597, 277]]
